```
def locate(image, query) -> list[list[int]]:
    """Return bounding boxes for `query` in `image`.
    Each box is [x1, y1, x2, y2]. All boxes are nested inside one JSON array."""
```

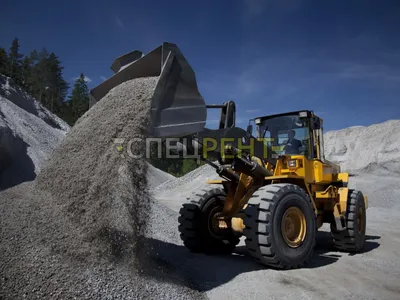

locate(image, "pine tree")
[[68, 73, 90, 124], [34, 48, 50, 105], [45, 52, 68, 114], [8, 38, 24, 84], [26, 50, 42, 99], [0, 47, 10, 76], [27, 48, 69, 114], [20, 56, 32, 88], [60, 101, 74, 126]]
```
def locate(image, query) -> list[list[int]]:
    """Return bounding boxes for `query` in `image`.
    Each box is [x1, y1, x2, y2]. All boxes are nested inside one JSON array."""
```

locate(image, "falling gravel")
[[35, 77, 159, 262], [0, 77, 205, 299]]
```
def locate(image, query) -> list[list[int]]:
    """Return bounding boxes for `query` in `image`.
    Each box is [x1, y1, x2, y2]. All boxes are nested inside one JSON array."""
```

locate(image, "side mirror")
[[311, 117, 321, 130], [246, 124, 253, 134]]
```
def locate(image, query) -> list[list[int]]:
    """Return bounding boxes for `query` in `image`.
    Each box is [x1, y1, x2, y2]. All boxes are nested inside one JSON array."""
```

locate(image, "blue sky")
[[1, 0, 399, 131]]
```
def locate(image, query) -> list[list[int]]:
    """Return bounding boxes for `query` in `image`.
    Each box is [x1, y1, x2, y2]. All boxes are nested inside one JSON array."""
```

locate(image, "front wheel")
[[178, 187, 240, 254], [243, 183, 316, 269]]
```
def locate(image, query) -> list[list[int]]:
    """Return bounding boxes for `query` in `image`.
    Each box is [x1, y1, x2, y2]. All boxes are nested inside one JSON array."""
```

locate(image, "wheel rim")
[[207, 202, 228, 239], [357, 207, 365, 233], [281, 206, 307, 248]]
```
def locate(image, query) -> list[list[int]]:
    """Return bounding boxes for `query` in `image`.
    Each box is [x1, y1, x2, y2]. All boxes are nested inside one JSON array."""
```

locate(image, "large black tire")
[[243, 183, 316, 269], [331, 190, 366, 252], [178, 187, 240, 254]]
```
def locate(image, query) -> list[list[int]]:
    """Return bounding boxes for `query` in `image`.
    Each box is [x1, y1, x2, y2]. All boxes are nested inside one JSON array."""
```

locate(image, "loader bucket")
[[89, 42, 207, 138]]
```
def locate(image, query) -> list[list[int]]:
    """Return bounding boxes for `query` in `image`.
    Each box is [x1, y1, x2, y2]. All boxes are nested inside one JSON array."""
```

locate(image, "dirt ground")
[[1, 174, 399, 300]]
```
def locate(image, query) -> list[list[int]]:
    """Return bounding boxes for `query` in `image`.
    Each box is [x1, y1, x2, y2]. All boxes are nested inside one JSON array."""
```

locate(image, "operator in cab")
[[284, 129, 302, 154]]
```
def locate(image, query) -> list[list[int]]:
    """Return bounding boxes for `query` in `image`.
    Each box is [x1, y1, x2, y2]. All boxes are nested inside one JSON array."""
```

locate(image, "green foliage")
[[46, 52, 69, 114], [26, 48, 69, 115], [181, 159, 199, 175], [1, 38, 71, 122], [0, 47, 10, 76], [21, 56, 32, 87], [8, 38, 24, 85], [66, 73, 90, 125]]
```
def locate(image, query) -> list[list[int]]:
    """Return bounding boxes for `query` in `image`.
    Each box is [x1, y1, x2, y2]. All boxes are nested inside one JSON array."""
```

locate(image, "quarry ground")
[[1, 172, 399, 300]]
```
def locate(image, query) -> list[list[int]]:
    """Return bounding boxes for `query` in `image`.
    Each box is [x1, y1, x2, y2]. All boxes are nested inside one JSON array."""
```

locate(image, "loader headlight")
[[287, 159, 297, 168], [299, 111, 308, 118]]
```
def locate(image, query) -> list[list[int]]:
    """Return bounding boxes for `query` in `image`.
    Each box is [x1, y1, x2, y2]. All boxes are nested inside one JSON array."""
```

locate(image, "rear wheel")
[[243, 183, 316, 269], [331, 190, 366, 252], [178, 187, 240, 254]]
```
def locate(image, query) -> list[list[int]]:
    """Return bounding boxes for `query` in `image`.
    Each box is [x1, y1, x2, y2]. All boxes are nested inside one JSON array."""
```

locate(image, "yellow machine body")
[[207, 145, 368, 233]]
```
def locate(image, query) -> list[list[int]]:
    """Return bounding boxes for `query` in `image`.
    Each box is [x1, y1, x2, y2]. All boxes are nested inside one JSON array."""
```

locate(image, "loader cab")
[[252, 110, 325, 162]]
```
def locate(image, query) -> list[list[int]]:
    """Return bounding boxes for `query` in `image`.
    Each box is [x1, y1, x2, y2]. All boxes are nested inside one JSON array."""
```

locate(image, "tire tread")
[[178, 187, 240, 254], [331, 190, 366, 252], [243, 183, 316, 269]]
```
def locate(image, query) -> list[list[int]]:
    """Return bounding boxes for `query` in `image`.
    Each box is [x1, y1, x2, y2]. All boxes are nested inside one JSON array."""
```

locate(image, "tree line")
[[0, 37, 89, 125]]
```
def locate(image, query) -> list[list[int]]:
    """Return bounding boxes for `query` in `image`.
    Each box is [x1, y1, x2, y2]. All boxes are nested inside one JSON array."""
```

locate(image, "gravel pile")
[[153, 164, 218, 194], [0, 182, 205, 299], [0, 75, 69, 190], [147, 163, 175, 191], [324, 120, 400, 176], [0, 75, 69, 131], [348, 174, 400, 210], [0, 77, 205, 299]]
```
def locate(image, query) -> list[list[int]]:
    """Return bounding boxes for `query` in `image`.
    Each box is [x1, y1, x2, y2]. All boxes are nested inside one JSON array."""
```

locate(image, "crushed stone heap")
[[0, 76, 204, 300], [324, 120, 400, 176], [0, 75, 69, 190], [35, 77, 158, 262]]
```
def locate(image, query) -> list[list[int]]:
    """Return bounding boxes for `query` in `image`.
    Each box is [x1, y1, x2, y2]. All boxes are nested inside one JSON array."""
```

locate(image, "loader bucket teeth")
[[89, 42, 207, 138]]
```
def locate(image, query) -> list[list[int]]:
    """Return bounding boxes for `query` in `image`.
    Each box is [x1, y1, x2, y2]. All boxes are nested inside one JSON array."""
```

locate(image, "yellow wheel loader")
[[90, 42, 368, 269]]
